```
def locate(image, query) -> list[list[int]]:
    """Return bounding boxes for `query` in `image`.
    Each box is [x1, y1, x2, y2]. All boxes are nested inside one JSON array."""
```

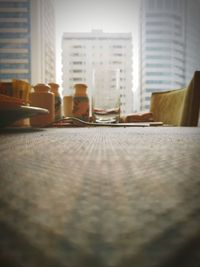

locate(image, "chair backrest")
[[150, 71, 200, 126]]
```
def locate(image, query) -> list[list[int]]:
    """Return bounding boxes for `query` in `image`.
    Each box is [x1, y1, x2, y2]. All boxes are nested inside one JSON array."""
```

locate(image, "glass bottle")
[[72, 83, 89, 121]]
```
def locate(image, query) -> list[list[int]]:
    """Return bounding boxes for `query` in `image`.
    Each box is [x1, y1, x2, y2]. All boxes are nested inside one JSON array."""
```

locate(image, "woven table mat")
[[0, 127, 200, 267]]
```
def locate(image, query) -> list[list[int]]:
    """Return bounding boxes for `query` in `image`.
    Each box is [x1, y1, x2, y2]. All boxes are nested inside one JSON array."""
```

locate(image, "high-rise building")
[[31, 0, 56, 84], [62, 30, 133, 114], [0, 0, 31, 82], [0, 0, 56, 84], [139, 0, 200, 111]]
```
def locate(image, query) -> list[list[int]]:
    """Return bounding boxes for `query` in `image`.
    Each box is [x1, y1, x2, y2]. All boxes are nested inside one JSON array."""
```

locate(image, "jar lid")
[[33, 83, 50, 92], [48, 83, 59, 93], [74, 83, 87, 89], [74, 83, 87, 96]]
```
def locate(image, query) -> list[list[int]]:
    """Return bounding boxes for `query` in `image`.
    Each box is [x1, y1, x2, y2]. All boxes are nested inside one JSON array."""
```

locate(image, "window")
[[113, 53, 123, 56], [72, 45, 83, 48], [71, 77, 82, 81], [146, 47, 171, 51], [146, 72, 171, 76], [72, 61, 84, 65], [1, 63, 29, 69], [146, 80, 171, 85], [146, 63, 171, 68], [146, 55, 170, 60], [71, 53, 79, 56], [112, 61, 121, 64], [146, 88, 161, 93], [0, 53, 29, 59], [112, 45, 123, 49], [71, 69, 84, 73]]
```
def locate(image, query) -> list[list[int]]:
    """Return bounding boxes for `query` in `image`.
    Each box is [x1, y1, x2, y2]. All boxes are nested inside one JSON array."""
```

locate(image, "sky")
[[54, 0, 140, 87]]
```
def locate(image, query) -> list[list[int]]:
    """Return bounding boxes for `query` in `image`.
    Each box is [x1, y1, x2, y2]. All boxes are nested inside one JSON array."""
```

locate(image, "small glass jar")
[[48, 83, 62, 121], [72, 83, 89, 121], [30, 83, 55, 127]]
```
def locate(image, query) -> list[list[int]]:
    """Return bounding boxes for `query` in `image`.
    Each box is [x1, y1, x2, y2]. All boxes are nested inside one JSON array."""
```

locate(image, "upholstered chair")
[[150, 71, 200, 126]]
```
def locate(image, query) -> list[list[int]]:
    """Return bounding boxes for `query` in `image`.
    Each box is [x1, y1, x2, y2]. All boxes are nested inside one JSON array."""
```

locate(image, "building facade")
[[62, 30, 133, 114], [139, 0, 200, 110], [31, 0, 56, 84], [0, 0, 56, 84], [0, 0, 31, 82]]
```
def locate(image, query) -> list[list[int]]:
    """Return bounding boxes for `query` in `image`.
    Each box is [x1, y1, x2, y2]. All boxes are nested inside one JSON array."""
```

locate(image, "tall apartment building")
[[0, 0, 56, 84], [62, 30, 133, 114], [139, 0, 200, 110]]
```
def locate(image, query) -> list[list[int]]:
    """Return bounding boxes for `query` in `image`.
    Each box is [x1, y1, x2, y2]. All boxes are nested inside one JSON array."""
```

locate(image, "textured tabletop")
[[0, 127, 200, 267]]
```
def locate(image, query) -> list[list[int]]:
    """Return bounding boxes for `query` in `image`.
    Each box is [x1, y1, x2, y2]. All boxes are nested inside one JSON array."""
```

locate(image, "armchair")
[[150, 71, 200, 126]]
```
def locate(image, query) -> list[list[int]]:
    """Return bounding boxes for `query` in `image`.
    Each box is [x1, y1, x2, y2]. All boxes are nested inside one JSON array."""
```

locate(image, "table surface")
[[0, 127, 200, 267]]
